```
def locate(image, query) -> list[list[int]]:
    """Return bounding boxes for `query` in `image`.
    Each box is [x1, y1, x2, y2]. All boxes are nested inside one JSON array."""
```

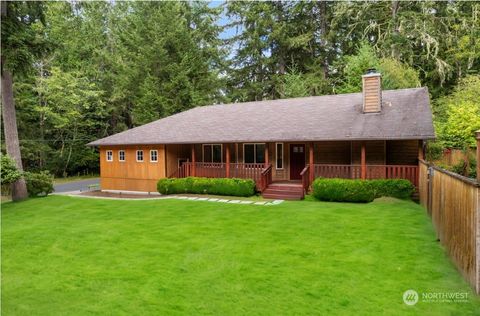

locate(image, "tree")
[[329, 1, 479, 97], [434, 75, 480, 122], [335, 43, 420, 93], [112, 1, 225, 126], [1, 2, 47, 200], [225, 1, 333, 102], [436, 75, 480, 149], [438, 102, 480, 149]]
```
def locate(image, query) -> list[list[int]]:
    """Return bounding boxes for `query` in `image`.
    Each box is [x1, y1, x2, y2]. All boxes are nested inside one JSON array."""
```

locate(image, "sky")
[[209, 1, 238, 40]]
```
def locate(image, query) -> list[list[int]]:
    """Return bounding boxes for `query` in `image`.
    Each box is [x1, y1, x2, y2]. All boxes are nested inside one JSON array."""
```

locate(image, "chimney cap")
[[362, 68, 381, 78]]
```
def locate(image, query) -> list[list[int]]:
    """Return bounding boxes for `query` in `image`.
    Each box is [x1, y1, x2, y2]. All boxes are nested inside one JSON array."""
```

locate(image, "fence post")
[[476, 131, 480, 182], [476, 186, 480, 294], [476, 130, 480, 293]]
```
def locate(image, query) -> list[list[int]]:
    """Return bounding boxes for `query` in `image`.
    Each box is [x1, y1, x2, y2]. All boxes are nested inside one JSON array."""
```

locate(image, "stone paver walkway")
[[55, 191, 284, 205]]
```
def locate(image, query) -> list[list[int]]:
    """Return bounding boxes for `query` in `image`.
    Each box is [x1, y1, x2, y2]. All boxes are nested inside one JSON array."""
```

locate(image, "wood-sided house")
[[88, 71, 435, 199]]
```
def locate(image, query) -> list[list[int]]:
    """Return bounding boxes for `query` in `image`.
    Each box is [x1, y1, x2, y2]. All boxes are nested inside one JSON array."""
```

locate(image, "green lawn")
[[2, 196, 479, 315]]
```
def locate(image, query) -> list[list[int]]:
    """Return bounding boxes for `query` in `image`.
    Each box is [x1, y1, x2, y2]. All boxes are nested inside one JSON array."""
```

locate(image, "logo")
[[403, 289, 419, 306]]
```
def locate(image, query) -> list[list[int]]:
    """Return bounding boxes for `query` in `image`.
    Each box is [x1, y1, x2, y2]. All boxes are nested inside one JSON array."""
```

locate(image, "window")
[[136, 150, 144, 162], [203, 144, 222, 163], [244, 143, 265, 164], [106, 150, 113, 162], [276, 143, 283, 169], [118, 150, 125, 162], [150, 150, 158, 162]]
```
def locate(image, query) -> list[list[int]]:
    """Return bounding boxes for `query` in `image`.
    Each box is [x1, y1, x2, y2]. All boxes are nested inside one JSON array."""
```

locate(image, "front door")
[[290, 144, 305, 180]]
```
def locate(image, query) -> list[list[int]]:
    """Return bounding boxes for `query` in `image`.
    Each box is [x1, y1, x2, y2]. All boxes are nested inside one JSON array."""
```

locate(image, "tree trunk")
[[1, 70, 28, 201], [391, 0, 400, 59]]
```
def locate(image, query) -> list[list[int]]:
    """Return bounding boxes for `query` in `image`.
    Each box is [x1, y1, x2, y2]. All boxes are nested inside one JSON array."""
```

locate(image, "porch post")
[[225, 144, 230, 178], [265, 143, 269, 167], [191, 144, 196, 177], [418, 140, 425, 161], [309, 142, 314, 183], [361, 142, 366, 180]]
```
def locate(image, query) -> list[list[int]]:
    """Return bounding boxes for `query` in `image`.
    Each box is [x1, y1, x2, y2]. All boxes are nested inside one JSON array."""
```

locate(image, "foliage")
[[312, 178, 414, 203], [0, 154, 22, 185], [312, 178, 376, 203], [0, 2, 48, 75], [370, 179, 415, 200], [435, 76, 480, 149], [437, 101, 480, 149], [425, 141, 444, 161], [330, 1, 480, 96], [24, 171, 54, 197], [157, 177, 256, 197], [336, 43, 420, 93], [434, 75, 480, 122], [450, 160, 477, 179], [4, 1, 480, 176]]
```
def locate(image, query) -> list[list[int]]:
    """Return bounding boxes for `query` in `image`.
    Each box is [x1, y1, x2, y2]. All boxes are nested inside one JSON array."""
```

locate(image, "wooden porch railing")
[[171, 162, 268, 191], [312, 164, 419, 187], [300, 165, 310, 198], [259, 164, 273, 192]]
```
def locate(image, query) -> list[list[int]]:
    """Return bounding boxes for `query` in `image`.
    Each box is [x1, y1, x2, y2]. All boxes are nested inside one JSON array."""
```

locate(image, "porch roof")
[[88, 87, 435, 146]]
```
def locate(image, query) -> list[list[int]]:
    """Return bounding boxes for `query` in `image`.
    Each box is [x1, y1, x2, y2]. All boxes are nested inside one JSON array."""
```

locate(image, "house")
[[88, 71, 435, 199]]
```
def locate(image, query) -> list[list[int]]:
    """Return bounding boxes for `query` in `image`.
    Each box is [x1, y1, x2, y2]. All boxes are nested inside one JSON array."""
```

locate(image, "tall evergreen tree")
[[1, 1, 47, 200]]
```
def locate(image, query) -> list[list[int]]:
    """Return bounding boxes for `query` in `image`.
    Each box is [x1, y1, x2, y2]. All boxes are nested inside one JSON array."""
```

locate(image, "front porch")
[[167, 140, 422, 198]]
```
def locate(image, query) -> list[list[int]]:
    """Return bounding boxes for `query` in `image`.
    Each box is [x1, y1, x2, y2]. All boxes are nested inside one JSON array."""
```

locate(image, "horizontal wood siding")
[[314, 141, 351, 164], [386, 140, 418, 165], [100, 145, 165, 192], [351, 141, 385, 165]]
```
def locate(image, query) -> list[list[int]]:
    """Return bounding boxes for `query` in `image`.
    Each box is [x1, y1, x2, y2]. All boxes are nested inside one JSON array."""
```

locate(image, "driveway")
[[54, 178, 100, 193]]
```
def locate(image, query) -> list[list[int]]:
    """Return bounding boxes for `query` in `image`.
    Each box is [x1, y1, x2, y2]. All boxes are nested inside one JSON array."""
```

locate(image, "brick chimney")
[[362, 69, 382, 113]]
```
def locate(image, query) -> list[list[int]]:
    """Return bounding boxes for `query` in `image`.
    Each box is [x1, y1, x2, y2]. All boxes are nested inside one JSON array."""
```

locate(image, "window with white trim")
[[106, 150, 113, 162], [118, 150, 125, 162], [150, 150, 158, 162], [203, 144, 222, 163], [136, 150, 144, 162], [244, 143, 265, 164], [276, 143, 283, 169]]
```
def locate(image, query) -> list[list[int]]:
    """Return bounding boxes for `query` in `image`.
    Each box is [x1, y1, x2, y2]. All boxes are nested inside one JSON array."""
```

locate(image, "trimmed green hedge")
[[370, 179, 415, 200], [157, 177, 256, 197], [312, 178, 414, 203]]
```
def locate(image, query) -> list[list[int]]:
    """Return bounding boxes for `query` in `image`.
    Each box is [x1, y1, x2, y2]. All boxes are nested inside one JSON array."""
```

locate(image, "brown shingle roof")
[[88, 87, 435, 146]]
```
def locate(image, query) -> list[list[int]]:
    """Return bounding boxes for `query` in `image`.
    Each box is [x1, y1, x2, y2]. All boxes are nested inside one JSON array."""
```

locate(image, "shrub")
[[157, 177, 256, 197], [24, 171, 54, 197], [370, 179, 414, 199], [312, 178, 375, 203], [425, 141, 443, 161], [1, 154, 22, 185], [312, 178, 414, 203]]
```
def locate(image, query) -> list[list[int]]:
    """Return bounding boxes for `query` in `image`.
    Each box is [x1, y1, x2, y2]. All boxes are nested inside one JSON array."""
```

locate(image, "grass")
[[2, 196, 479, 315]]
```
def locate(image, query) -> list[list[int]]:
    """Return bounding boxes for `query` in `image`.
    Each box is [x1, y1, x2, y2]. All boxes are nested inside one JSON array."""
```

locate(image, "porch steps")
[[262, 183, 304, 200]]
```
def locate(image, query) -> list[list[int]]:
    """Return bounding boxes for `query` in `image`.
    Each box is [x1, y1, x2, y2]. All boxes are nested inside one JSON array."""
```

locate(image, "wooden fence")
[[419, 160, 480, 294]]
